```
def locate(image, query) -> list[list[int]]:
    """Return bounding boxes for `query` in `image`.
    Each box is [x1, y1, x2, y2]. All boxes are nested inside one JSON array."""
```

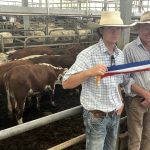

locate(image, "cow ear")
[[64, 68, 68, 71], [63, 68, 68, 74]]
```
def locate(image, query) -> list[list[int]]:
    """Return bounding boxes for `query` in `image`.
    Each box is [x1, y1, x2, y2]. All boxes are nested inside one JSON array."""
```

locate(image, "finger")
[[98, 65, 107, 71], [98, 70, 106, 76], [96, 76, 101, 86]]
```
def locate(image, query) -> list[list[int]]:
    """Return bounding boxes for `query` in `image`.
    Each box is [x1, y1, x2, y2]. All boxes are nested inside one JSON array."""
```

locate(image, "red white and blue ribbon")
[[96, 60, 150, 86], [103, 60, 150, 78]]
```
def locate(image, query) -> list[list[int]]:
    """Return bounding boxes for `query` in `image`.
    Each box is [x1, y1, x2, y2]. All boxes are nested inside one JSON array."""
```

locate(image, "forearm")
[[131, 83, 150, 107], [62, 64, 107, 89], [131, 83, 149, 97], [62, 70, 90, 89]]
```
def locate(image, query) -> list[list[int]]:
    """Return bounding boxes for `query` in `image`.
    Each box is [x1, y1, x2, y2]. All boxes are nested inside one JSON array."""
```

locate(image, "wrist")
[[143, 90, 150, 98], [84, 69, 92, 77]]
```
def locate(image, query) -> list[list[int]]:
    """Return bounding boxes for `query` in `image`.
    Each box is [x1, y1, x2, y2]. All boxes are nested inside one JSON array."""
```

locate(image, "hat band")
[[141, 19, 150, 22]]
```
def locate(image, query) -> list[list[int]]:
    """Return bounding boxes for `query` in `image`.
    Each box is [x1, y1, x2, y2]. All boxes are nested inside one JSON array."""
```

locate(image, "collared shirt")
[[63, 38, 124, 112], [123, 37, 150, 96]]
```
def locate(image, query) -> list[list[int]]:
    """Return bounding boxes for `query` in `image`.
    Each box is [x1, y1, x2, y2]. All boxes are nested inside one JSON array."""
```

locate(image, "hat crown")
[[87, 11, 135, 29], [99, 11, 124, 26], [140, 11, 150, 22]]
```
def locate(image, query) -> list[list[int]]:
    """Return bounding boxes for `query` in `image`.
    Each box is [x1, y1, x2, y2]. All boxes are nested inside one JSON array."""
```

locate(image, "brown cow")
[[8, 46, 53, 60], [0, 60, 33, 94], [3, 63, 67, 124], [8, 44, 86, 61], [29, 55, 76, 68], [55, 44, 85, 57]]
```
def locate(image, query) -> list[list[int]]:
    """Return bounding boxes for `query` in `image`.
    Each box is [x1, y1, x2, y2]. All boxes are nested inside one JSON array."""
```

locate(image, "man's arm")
[[62, 64, 107, 89], [131, 83, 150, 105]]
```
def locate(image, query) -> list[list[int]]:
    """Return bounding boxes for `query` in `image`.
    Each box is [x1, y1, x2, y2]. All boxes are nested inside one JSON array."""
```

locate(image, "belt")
[[89, 110, 116, 118]]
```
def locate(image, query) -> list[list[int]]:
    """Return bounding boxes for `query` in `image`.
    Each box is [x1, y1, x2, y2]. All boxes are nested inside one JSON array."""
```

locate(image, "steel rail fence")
[[0, 105, 83, 140]]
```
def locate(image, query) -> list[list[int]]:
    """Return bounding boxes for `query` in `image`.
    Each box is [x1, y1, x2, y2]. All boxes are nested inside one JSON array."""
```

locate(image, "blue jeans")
[[83, 109, 120, 150]]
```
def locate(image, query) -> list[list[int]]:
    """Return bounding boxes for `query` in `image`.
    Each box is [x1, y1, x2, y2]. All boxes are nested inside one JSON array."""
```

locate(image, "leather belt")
[[89, 110, 116, 118]]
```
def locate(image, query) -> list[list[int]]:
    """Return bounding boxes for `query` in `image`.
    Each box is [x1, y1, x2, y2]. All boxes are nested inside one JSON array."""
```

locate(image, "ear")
[[63, 68, 68, 74], [99, 28, 103, 35]]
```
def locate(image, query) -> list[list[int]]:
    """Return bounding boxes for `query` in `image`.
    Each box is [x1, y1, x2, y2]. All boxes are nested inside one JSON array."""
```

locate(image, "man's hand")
[[117, 103, 124, 115], [141, 100, 150, 108], [86, 64, 107, 77], [143, 91, 150, 103]]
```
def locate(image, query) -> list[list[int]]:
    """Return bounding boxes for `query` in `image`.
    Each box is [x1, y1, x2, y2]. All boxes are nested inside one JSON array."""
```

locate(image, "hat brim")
[[87, 22, 136, 29], [136, 21, 150, 24]]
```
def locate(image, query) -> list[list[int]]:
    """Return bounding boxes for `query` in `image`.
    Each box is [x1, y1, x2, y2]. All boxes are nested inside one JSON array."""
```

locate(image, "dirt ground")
[[0, 85, 85, 150]]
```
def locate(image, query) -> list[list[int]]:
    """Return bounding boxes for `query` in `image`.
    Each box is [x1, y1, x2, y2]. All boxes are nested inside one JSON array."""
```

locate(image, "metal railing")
[[0, 105, 83, 140], [47, 116, 127, 150], [0, 32, 98, 52], [0, 0, 150, 13], [0, 105, 127, 150]]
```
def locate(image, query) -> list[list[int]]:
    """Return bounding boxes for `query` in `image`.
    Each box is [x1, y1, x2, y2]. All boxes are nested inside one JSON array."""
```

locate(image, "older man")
[[123, 11, 150, 150], [62, 11, 133, 150]]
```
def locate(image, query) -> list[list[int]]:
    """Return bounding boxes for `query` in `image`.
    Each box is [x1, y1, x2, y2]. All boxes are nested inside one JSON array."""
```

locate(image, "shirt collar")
[[136, 36, 148, 51], [136, 36, 143, 46], [98, 38, 119, 55]]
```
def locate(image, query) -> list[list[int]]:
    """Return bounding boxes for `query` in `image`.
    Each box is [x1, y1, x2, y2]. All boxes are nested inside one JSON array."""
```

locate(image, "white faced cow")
[[3, 63, 67, 124]]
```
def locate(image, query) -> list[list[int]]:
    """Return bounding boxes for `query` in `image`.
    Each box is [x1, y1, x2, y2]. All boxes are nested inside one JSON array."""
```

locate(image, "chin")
[[111, 40, 118, 43]]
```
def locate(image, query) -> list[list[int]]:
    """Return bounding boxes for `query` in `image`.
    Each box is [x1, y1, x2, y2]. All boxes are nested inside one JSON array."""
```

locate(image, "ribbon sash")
[[96, 60, 150, 86]]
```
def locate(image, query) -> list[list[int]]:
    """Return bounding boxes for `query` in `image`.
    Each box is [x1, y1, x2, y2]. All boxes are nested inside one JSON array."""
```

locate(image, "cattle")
[[18, 55, 44, 60], [7, 44, 86, 61], [25, 44, 85, 68], [8, 46, 53, 60], [3, 63, 67, 124], [29, 54, 75, 68], [5, 49, 16, 55], [0, 53, 8, 64], [49, 29, 76, 42], [0, 60, 33, 94], [29, 54, 82, 98], [0, 32, 13, 44], [28, 30, 45, 43], [77, 29, 92, 40], [57, 44, 85, 57]]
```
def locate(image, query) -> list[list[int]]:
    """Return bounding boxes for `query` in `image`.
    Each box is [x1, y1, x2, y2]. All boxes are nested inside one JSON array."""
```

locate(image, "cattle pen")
[[0, 104, 127, 150]]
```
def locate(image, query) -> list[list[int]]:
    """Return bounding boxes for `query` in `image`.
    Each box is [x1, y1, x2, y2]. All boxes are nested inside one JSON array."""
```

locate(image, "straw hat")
[[136, 11, 150, 24], [87, 11, 135, 29]]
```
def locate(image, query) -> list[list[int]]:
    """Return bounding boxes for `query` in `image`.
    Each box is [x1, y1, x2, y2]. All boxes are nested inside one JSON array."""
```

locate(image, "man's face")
[[101, 27, 121, 44], [138, 24, 150, 44]]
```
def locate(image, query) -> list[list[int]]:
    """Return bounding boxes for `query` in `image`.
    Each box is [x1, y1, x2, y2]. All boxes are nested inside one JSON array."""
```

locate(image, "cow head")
[[56, 68, 68, 85]]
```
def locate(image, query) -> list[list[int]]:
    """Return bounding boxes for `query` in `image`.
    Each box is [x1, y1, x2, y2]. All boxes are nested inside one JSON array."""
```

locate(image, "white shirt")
[[63, 38, 124, 112]]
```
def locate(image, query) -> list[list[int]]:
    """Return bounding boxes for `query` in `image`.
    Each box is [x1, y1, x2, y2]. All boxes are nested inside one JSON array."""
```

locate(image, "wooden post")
[[118, 0, 133, 49]]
